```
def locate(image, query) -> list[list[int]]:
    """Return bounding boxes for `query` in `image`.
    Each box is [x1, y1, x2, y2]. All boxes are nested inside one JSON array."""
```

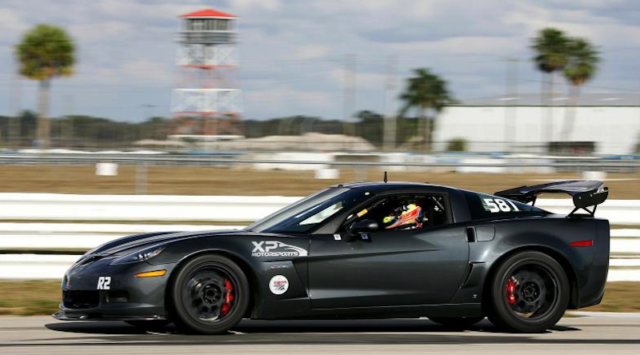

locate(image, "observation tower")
[[172, 9, 241, 135]]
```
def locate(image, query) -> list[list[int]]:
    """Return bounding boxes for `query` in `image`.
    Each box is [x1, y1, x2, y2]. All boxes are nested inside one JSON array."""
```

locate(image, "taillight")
[[569, 240, 593, 247]]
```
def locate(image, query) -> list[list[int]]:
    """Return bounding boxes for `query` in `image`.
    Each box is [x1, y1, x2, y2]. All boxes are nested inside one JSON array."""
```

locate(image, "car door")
[[307, 193, 469, 309]]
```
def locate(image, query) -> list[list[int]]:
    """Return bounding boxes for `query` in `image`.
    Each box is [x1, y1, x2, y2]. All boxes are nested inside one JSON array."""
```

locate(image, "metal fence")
[[1, 153, 639, 168], [0, 152, 638, 195]]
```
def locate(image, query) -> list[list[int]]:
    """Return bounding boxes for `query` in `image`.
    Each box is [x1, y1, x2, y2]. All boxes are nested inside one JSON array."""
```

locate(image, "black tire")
[[168, 254, 250, 335], [125, 320, 170, 332], [486, 251, 569, 333], [429, 316, 484, 328]]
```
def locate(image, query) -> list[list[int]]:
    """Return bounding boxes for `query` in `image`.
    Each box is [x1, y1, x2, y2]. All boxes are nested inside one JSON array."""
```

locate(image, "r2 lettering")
[[483, 198, 519, 213], [97, 276, 111, 290]]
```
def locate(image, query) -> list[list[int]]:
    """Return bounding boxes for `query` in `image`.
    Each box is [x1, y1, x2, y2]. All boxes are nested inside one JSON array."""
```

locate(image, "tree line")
[[0, 111, 434, 149], [0, 113, 170, 148], [12, 23, 599, 150]]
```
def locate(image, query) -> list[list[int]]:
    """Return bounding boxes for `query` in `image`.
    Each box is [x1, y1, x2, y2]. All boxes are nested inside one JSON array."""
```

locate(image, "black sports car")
[[54, 180, 610, 334]]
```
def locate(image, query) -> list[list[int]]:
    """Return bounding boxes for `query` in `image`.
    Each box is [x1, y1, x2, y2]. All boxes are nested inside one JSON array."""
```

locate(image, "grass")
[[0, 165, 638, 198], [0, 280, 637, 316], [0, 281, 61, 316], [0, 165, 637, 315], [584, 282, 640, 313]]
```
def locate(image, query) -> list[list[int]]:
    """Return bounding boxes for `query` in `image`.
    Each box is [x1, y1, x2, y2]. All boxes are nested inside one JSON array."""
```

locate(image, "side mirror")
[[344, 219, 379, 242]]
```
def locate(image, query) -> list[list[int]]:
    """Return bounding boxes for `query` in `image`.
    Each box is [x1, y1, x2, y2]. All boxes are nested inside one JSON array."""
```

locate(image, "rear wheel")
[[429, 316, 484, 328], [169, 254, 250, 334], [487, 251, 569, 333]]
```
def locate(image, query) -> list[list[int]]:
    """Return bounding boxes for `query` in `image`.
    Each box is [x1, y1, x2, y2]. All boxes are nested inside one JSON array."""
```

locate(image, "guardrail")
[[0, 223, 243, 251], [0, 193, 639, 225], [2, 253, 636, 281], [0, 229, 637, 256], [0, 221, 637, 253], [0, 193, 298, 222], [0, 193, 638, 281]]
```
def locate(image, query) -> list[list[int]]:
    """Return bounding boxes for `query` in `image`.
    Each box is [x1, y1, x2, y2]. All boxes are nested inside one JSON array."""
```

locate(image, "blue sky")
[[1, 0, 640, 122]]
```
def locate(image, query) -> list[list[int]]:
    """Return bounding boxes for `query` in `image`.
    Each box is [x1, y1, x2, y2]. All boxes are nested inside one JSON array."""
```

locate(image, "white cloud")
[[0, 8, 27, 42], [244, 88, 333, 116], [233, 0, 282, 12], [69, 21, 133, 41], [1, 0, 639, 120], [294, 45, 331, 60], [121, 58, 174, 84]]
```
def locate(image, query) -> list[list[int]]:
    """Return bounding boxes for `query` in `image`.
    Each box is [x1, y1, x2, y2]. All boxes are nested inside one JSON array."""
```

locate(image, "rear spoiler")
[[495, 180, 608, 217]]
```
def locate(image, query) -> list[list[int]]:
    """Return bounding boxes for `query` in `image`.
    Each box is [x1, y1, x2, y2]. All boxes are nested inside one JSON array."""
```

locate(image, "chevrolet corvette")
[[55, 180, 610, 334]]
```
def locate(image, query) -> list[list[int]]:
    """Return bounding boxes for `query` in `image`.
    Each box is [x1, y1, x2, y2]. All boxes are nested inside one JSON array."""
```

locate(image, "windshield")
[[247, 187, 371, 234]]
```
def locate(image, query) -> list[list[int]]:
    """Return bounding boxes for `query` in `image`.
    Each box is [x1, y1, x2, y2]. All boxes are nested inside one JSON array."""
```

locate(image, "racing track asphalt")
[[0, 316, 639, 354]]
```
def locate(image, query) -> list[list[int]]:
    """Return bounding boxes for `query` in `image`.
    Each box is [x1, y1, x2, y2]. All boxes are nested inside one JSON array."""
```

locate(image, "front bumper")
[[53, 312, 167, 322], [55, 255, 176, 321]]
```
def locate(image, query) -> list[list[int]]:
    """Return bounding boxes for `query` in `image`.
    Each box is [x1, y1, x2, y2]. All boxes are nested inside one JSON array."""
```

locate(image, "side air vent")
[[461, 263, 475, 287], [466, 227, 476, 243]]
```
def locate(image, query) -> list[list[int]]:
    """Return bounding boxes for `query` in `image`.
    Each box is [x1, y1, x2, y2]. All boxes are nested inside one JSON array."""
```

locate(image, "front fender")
[[147, 234, 312, 320]]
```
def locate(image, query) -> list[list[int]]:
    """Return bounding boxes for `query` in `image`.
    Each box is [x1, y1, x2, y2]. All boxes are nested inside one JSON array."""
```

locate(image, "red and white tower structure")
[[172, 9, 241, 135]]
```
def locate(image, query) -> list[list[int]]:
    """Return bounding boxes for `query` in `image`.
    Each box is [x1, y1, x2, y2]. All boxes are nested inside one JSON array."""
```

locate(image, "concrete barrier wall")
[[0, 193, 638, 224], [0, 193, 638, 281], [0, 193, 300, 222]]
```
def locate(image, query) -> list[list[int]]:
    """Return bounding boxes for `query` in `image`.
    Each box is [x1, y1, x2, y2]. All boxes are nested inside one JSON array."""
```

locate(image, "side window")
[[342, 194, 450, 232]]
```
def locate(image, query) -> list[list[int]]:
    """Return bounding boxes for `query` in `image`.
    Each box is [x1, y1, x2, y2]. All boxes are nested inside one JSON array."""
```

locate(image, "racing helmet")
[[383, 203, 423, 229]]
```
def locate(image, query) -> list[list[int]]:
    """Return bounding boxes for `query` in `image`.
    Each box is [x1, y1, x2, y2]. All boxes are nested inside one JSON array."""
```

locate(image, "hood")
[[90, 229, 246, 256]]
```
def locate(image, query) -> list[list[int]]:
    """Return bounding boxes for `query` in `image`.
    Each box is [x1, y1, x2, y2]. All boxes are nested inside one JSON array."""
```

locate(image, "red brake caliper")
[[221, 279, 234, 317], [506, 279, 516, 305]]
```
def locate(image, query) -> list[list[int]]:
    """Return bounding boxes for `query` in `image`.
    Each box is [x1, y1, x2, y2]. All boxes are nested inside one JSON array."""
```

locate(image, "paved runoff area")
[[0, 315, 639, 354]]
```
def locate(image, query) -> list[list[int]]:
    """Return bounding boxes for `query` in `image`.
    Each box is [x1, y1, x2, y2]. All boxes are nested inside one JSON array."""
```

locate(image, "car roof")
[[334, 181, 457, 193]]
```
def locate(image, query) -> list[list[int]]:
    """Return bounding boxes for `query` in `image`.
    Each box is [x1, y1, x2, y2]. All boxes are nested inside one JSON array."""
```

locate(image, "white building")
[[433, 93, 640, 155]]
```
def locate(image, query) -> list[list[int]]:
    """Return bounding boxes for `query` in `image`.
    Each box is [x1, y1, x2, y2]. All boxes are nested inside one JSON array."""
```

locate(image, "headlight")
[[110, 246, 165, 265]]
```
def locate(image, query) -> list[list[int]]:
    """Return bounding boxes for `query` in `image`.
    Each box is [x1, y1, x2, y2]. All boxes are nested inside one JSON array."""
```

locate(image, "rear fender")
[[451, 218, 602, 308]]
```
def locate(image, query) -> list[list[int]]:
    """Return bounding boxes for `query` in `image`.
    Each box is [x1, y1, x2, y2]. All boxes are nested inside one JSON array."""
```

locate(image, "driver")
[[382, 203, 424, 230]]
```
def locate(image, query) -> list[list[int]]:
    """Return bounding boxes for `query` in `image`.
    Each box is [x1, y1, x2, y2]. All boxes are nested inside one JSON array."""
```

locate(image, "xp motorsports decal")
[[251, 241, 308, 257]]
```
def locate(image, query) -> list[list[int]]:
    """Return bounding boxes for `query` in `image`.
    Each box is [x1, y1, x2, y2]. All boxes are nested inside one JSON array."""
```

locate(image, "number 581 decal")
[[483, 198, 519, 213]]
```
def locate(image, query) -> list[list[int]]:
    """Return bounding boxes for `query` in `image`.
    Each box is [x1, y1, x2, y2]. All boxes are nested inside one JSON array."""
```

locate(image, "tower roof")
[[180, 9, 237, 18]]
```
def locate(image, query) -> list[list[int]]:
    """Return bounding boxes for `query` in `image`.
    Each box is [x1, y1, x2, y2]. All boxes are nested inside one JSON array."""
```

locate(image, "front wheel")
[[487, 251, 569, 333], [169, 254, 250, 334]]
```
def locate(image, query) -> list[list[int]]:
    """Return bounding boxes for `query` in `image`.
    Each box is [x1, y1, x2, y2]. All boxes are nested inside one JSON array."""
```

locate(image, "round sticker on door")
[[269, 275, 289, 295]]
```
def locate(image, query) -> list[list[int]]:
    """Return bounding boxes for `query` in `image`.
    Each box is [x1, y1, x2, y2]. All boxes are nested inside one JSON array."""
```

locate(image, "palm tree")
[[560, 38, 599, 141], [399, 68, 455, 151], [531, 28, 569, 143], [15, 24, 76, 147]]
